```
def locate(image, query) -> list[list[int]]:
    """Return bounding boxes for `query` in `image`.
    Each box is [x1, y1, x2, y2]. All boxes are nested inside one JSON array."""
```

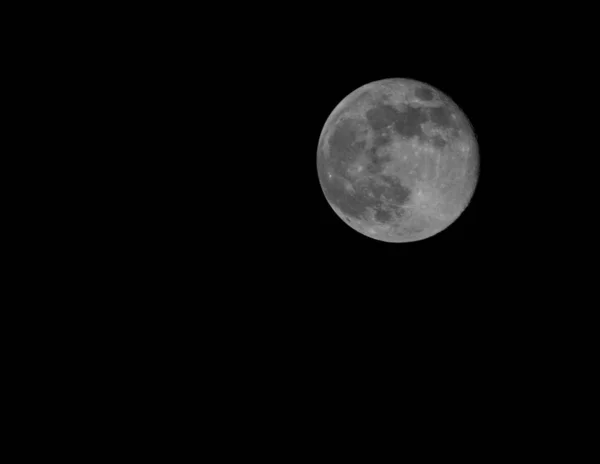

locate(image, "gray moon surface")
[[317, 78, 478, 242]]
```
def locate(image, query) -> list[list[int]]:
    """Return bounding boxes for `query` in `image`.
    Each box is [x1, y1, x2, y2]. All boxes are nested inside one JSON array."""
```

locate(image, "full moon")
[[317, 79, 478, 242]]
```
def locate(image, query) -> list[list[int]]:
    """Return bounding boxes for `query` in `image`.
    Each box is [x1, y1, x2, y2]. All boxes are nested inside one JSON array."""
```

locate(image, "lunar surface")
[[317, 79, 478, 242]]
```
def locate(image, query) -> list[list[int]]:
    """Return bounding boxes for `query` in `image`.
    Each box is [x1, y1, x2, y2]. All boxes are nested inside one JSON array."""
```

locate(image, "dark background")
[[4, 8, 593, 442]]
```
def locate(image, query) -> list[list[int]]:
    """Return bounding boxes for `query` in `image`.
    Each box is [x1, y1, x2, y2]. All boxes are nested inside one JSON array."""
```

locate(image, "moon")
[[317, 79, 478, 242]]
